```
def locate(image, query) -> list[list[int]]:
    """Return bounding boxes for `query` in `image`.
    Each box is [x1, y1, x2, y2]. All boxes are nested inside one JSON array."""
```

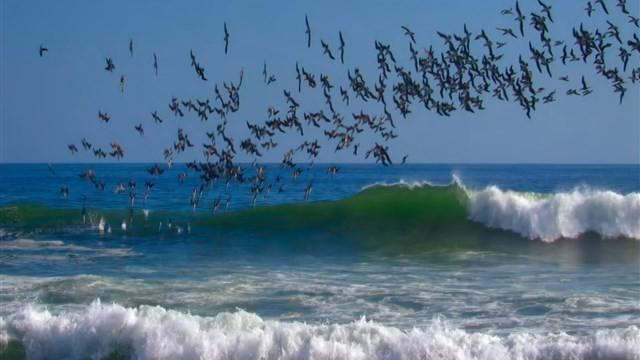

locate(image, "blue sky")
[[0, 0, 638, 164]]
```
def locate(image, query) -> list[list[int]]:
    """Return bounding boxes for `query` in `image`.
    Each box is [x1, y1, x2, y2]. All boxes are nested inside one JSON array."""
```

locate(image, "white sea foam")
[[361, 179, 435, 191], [467, 186, 640, 241], [0, 300, 638, 360], [0, 239, 91, 251]]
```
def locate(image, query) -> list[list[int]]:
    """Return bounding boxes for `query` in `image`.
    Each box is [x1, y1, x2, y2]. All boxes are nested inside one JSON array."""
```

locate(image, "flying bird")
[[224, 22, 230, 54], [321, 40, 335, 60], [104, 57, 115, 72], [153, 52, 158, 76], [39, 44, 48, 57], [305, 15, 311, 48], [401, 26, 416, 44], [339, 31, 345, 64]]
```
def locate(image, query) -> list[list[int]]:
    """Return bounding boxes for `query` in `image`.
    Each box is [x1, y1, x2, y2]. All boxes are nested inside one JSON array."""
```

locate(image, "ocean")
[[0, 163, 638, 359]]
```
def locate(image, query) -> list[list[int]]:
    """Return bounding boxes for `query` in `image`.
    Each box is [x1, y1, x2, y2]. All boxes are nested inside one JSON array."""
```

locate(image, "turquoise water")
[[0, 164, 639, 359]]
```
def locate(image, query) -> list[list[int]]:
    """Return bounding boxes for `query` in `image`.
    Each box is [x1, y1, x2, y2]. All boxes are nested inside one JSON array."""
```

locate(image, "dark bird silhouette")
[[129, 39, 134, 58], [295, 62, 302, 92], [39, 44, 48, 57], [617, 0, 629, 14], [104, 57, 115, 72], [497, 27, 518, 39], [151, 111, 162, 124], [515, 1, 525, 37], [224, 22, 230, 54], [595, 0, 609, 14], [629, 15, 639, 28], [401, 26, 416, 44], [543, 90, 556, 103], [537, 0, 553, 22], [586, 2, 595, 16], [147, 164, 164, 176], [339, 31, 345, 64], [98, 111, 110, 123], [153, 52, 158, 76], [68, 144, 78, 154], [134, 123, 144, 136], [321, 40, 335, 60], [79, 139, 91, 152], [305, 15, 311, 48]]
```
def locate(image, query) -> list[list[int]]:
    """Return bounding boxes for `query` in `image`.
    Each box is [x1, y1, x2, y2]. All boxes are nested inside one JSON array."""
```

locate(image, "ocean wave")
[[1, 300, 638, 360], [1, 179, 638, 243], [355, 176, 640, 242], [466, 186, 640, 242]]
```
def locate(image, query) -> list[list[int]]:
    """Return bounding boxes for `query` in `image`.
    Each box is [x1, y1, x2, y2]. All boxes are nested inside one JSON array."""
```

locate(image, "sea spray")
[[1, 300, 638, 360]]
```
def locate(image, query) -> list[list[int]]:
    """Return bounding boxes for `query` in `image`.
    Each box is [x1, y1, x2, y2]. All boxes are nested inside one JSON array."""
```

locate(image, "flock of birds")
[[44, 0, 639, 219]]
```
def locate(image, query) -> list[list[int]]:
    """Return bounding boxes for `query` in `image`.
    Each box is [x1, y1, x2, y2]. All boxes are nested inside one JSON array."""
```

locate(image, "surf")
[[1, 300, 638, 360]]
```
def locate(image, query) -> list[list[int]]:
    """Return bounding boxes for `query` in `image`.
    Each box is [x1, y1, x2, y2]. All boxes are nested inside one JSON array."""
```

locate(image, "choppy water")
[[0, 164, 639, 359]]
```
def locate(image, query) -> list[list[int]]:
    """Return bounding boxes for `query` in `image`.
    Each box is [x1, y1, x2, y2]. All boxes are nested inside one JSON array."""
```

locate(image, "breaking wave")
[[1, 179, 638, 242], [1, 300, 638, 360]]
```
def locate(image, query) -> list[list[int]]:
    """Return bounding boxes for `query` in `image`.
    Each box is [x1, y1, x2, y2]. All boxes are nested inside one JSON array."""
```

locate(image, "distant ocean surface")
[[0, 163, 639, 359]]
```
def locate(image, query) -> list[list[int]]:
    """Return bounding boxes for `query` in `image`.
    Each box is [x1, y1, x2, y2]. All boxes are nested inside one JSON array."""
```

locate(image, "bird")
[[68, 144, 78, 154], [321, 40, 335, 60], [515, 1, 525, 36], [134, 123, 144, 136], [543, 90, 556, 103], [305, 15, 311, 48], [401, 26, 416, 44], [586, 2, 596, 16], [595, 0, 609, 14], [104, 57, 115, 72], [537, 0, 553, 22], [497, 27, 517, 39], [98, 111, 110, 123], [224, 22, 230, 54], [147, 164, 164, 176], [153, 53, 158, 76], [151, 111, 162, 124], [339, 31, 345, 64], [617, 0, 629, 14], [120, 75, 125, 93], [129, 38, 134, 58], [39, 44, 48, 57]]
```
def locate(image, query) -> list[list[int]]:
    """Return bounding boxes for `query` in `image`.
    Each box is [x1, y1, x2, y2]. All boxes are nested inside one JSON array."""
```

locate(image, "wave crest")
[[467, 186, 640, 241], [1, 300, 638, 360]]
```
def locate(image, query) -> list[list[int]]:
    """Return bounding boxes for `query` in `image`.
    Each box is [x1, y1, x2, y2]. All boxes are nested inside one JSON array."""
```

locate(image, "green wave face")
[[201, 184, 470, 230]]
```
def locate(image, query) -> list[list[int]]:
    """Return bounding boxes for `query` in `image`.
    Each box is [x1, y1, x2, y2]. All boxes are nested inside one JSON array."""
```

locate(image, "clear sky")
[[1, 0, 638, 164]]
